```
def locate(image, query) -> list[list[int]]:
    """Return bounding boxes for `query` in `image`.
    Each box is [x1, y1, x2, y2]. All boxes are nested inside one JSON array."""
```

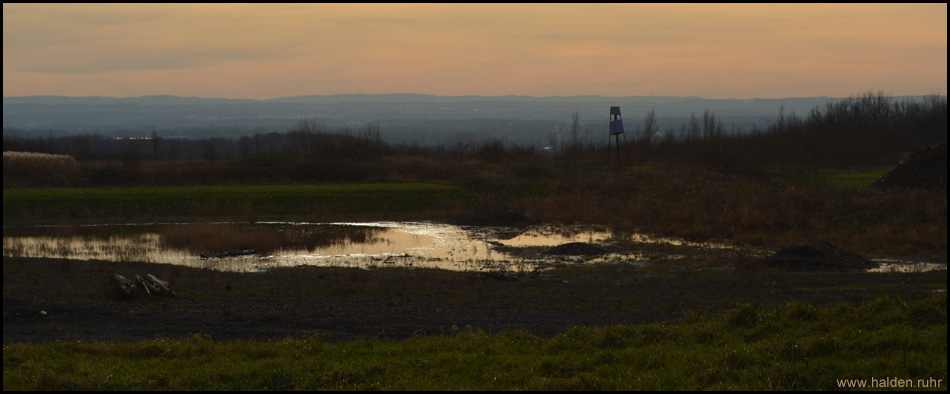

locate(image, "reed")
[[2, 151, 78, 186]]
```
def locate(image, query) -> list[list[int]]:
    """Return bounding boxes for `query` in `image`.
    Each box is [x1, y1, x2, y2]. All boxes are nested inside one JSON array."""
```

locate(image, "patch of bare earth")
[[4, 255, 945, 344]]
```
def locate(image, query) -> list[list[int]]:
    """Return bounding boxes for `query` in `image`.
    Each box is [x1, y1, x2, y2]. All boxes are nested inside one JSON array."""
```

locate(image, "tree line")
[[3, 91, 946, 170]]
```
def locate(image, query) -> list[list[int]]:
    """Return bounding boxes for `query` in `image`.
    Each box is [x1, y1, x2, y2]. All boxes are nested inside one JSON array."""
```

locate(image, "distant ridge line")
[[8, 93, 889, 104]]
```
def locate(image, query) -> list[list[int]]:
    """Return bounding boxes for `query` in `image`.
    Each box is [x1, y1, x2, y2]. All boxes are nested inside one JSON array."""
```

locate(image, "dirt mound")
[[873, 141, 947, 191], [448, 206, 534, 227], [545, 242, 608, 256], [760, 241, 878, 271]]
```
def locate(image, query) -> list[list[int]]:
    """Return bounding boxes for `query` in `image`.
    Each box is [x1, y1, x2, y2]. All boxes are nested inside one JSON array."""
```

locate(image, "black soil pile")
[[873, 141, 947, 191], [448, 206, 534, 227], [760, 241, 879, 271], [545, 242, 608, 256]]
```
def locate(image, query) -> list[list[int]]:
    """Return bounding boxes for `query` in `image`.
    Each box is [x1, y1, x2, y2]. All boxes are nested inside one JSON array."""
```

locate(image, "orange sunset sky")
[[3, 3, 947, 99]]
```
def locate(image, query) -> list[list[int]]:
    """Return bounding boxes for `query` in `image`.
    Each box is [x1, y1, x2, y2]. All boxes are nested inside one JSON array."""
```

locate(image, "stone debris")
[[110, 273, 177, 300]]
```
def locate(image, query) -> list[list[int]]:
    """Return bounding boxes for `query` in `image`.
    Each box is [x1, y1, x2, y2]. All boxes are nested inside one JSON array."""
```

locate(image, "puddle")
[[868, 258, 948, 273], [3, 221, 944, 274], [2, 221, 674, 272], [3, 222, 603, 272]]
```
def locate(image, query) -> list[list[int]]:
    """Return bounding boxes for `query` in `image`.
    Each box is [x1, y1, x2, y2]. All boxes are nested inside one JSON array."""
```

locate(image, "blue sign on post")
[[609, 106, 624, 135], [608, 106, 626, 163]]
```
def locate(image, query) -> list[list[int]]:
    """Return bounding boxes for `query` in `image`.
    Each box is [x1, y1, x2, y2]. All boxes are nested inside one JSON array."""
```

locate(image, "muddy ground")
[[4, 249, 946, 344]]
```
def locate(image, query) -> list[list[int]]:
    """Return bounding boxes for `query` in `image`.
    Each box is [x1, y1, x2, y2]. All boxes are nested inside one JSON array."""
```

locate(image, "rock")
[[874, 141, 947, 191], [760, 241, 879, 271], [545, 242, 608, 256], [139, 274, 177, 297], [109, 273, 176, 300], [110, 273, 147, 300], [448, 206, 534, 227]]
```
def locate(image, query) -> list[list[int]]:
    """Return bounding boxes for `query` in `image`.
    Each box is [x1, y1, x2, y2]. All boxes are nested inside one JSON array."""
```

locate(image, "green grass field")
[[3, 167, 946, 391], [768, 167, 894, 189], [3, 293, 945, 390], [2, 183, 470, 221]]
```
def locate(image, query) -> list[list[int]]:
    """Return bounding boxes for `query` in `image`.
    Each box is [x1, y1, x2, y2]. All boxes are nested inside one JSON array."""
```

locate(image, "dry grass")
[[495, 163, 946, 258], [4, 147, 943, 258], [3, 151, 79, 186]]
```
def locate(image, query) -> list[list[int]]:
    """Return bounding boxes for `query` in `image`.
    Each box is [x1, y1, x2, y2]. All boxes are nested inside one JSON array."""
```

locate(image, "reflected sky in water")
[[4, 221, 945, 274]]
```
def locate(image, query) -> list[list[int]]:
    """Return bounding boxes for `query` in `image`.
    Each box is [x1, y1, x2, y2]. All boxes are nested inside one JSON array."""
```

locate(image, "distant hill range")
[[2, 93, 940, 146]]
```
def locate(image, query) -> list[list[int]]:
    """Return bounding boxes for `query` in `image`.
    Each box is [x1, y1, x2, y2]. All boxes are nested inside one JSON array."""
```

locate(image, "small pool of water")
[[868, 258, 949, 273], [2, 221, 686, 272], [4, 221, 944, 274]]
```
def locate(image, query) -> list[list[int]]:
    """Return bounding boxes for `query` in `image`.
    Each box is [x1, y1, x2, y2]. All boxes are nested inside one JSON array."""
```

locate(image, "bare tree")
[[702, 110, 724, 140], [121, 139, 141, 169], [548, 131, 559, 153], [74, 135, 94, 160], [686, 113, 701, 142], [569, 112, 582, 152], [450, 132, 471, 162], [167, 139, 180, 162], [359, 122, 383, 159], [776, 105, 786, 131], [476, 138, 507, 163], [202, 139, 217, 165], [238, 136, 252, 159], [150, 128, 161, 161], [642, 109, 659, 146]]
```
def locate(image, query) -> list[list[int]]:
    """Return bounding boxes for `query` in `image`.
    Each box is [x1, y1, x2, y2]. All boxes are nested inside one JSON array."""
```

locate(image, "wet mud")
[[4, 253, 945, 344], [4, 217, 946, 344]]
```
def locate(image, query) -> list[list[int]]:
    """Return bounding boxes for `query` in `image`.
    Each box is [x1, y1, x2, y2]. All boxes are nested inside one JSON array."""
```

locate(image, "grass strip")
[[3, 293, 945, 390], [2, 183, 469, 221], [768, 167, 894, 189]]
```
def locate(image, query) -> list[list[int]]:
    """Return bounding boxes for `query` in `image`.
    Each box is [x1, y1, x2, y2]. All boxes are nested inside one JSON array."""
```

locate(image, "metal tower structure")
[[608, 106, 626, 163]]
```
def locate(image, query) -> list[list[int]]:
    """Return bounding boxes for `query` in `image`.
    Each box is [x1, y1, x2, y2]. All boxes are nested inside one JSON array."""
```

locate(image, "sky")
[[3, 3, 947, 99]]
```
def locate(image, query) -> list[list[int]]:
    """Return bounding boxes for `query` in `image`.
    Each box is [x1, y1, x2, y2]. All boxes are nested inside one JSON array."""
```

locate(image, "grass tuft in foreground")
[[4, 292, 945, 390]]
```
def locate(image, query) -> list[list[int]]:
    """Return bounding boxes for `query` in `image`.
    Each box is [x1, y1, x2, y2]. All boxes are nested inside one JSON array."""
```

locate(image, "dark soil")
[[545, 242, 609, 256], [448, 206, 534, 227], [4, 255, 945, 344], [874, 141, 947, 191], [760, 241, 880, 271]]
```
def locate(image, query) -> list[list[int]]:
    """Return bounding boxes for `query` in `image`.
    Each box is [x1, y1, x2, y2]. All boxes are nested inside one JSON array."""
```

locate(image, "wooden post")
[[615, 134, 620, 163]]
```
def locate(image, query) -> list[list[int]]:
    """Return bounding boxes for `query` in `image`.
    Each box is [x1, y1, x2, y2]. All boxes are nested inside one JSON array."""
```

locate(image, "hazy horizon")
[[4, 4, 946, 100], [9, 91, 945, 101]]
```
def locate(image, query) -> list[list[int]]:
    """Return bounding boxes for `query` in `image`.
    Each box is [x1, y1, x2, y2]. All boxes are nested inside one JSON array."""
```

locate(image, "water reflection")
[[868, 259, 948, 273], [3, 221, 945, 274], [4, 222, 631, 272]]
